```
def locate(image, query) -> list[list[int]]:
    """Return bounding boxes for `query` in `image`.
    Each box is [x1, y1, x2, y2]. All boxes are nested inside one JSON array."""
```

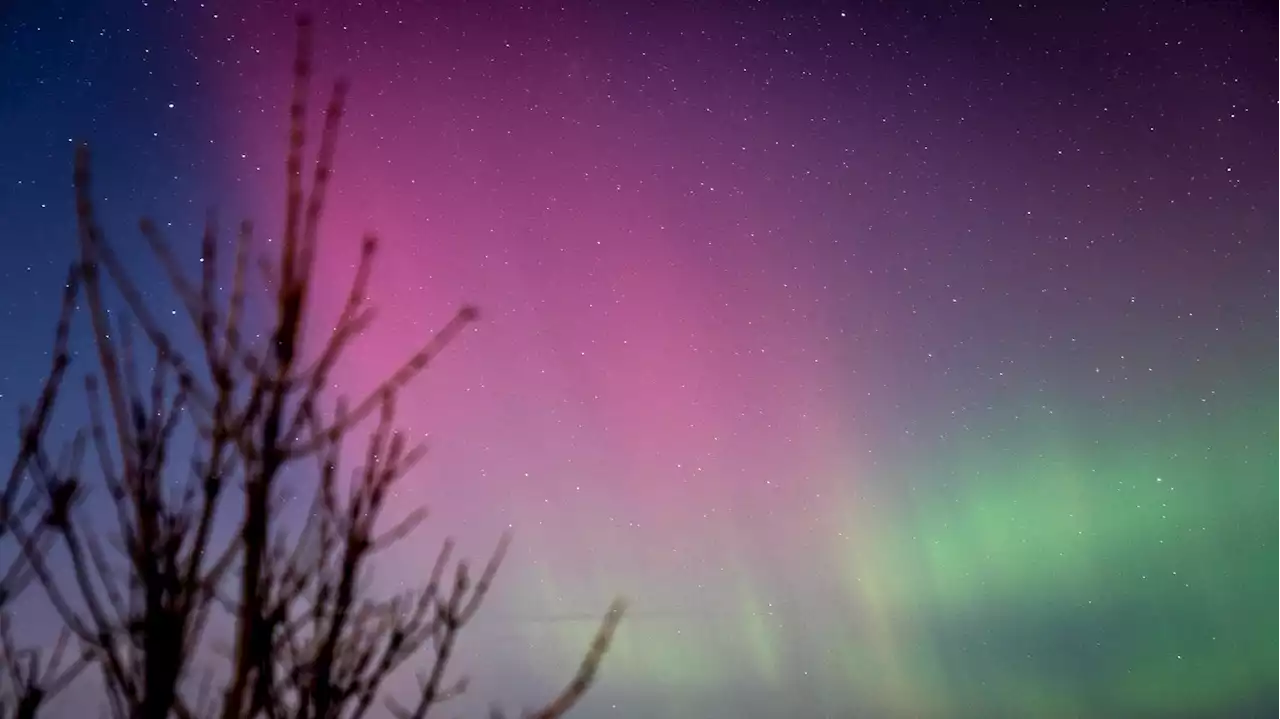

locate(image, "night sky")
[[0, 1, 1276, 717]]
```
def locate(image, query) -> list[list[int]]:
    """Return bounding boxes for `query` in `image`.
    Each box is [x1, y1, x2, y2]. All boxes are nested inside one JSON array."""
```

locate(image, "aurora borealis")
[[0, 0, 1276, 717]]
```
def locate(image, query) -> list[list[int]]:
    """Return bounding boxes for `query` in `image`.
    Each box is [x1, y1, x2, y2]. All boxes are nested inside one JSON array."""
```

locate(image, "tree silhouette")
[[0, 14, 624, 719]]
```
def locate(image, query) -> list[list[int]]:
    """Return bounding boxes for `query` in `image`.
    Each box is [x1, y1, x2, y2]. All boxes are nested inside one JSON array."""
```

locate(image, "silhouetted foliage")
[[0, 15, 624, 719]]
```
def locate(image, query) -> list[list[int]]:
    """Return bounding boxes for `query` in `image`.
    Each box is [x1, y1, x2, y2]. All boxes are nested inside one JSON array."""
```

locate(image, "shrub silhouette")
[[0, 14, 624, 719]]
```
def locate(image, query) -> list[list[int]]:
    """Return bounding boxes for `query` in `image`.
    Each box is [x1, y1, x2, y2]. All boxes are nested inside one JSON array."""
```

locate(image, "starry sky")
[[0, 1, 1276, 717]]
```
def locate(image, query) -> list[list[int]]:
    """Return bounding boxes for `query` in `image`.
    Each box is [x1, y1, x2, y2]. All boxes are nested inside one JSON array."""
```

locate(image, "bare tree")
[[0, 268, 90, 719], [0, 14, 624, 719]]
